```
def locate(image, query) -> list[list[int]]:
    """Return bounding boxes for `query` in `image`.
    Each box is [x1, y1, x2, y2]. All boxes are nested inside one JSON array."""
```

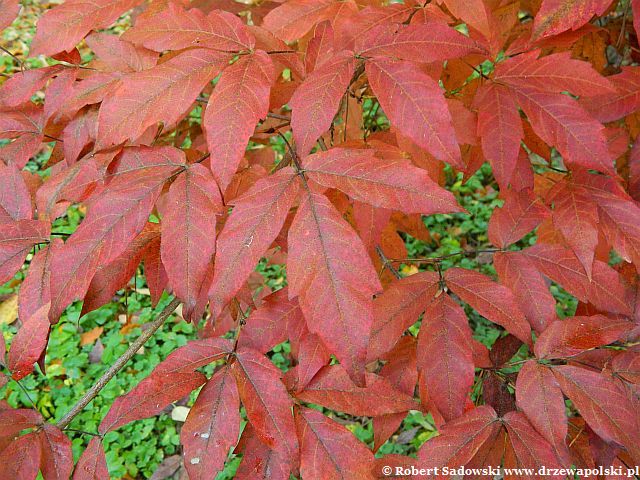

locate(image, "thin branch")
[[266, 50, 295, 55], [56, 297, 181, 430], [15, 379, 42, 414], [375, 245, 402, 279], [63, 428, 102, 438], [267, 112, 291, 121], [388, 248, 505, 264], [256, 120, 290, 134], [194, 152, 211, 164], [0, 46, 25, 71], [277, 131, 302, 171]]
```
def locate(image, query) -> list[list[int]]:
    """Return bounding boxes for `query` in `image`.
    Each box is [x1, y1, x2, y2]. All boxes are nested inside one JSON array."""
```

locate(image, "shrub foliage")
[[1, 0, 640, 478]]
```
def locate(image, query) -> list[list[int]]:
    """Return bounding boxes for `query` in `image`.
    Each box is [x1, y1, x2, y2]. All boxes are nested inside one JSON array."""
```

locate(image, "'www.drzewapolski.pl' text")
[[386, 465, 640, 477]]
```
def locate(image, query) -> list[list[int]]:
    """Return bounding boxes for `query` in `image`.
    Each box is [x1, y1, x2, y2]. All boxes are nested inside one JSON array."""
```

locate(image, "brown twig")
[[0, 45, 25, 71], [375, 245, 402, 279], [56, 297, 181, 430], [387, 248, 504, 264], [267, 112, 291, 121]]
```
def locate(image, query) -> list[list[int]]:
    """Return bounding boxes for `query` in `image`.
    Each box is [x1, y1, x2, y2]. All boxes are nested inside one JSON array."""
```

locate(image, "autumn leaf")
[[295, 407, 375, 480], [181, 366, 240, 480], [96, 48, 230, 149], [289, 51, 355, 157], [553, 365, 640, 463], [30, 0, 142, 55], [209, 169, 299, 320], [367, 58, 462, 168], [161, 164, 222, 321], [288, 191, 381, 385], [515, 361, 570, 464], [72, 438, 109, 480], [303, 147, 462, 214], [416, 406, 500, 468], [204, 51, 274, 190], [532, 0, 614, 40], [417, 293, 475, 422], [122, 2, 254, 52], [231, 348, 298, 468], [445, 268, 532, 346]]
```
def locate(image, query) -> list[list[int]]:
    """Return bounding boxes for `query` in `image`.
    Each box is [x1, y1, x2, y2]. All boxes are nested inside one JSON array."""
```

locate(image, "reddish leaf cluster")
[[2, 0, 640, 478]]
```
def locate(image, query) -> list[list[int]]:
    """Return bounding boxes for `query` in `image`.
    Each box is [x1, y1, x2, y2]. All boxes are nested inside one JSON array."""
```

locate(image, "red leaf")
[[0, 408, 42, 439], [305, 21, 334, 74], [82, 224, 160, 314], [62, 109, 99, 164], [0, 432, 42, 480], [512, 86, 615, 175], [612, 350, 640, 384], [373, 336, 417, 451], [35, 156, 101, 221], [263, 0, 342, 43], [8, 304, 50, 380], [290, 332, 331, 392], [577, 173, 640, 269], [367, 58, 461, 168], [231, 348, 298, 466], [49, 162, 177, 320], [494, 252, 558, 333], [582, 67, 640, 123], [295, 365, 417, 416], [438, 0, 493, 40], [161, 164, 222, 321], [488, 188, 549, 249], [548, 181, 599, 279], [122, 3, 254, 52], [515, 361, 570, 463], [353, 202, 391, 255], [303, 147, 462, 214], [287, 191, 381, 385], [209, 169, 299, 319], [154, 337, 233, 374], [553, 365, 640, 463], [356, 22, 482, 63], [72, 438, 109, 480], [96, 48, 229, 149], [295, 407, 375, 480], [445, 267, 532, 346], [30, 0, 142, 56], [0, 0, 19, 31], [503, 411, 564, 476], [416, 406, 500, 468], [181, 366, 240, 480], [534, 315, 633, 359], [0, 220, 50, 286], [237, 288, 305, 354], [204, 51, 274, 190], [100, 338, 231, 432], [368, 271, 440, 360], [143, 238, 167, 307], [85, 32, 157, 73], [37, 424, 73, 480], [495, 50, 615, 97], [289, 51, 355, 156], [521, 243, 632, 315], [532, 0, 614, 40], [417, 293, 475, 422], [0, 66, 64, 110], [18, 239, 58, 330], [234, 426, 290, 480], [474, 83, 523, 189]]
